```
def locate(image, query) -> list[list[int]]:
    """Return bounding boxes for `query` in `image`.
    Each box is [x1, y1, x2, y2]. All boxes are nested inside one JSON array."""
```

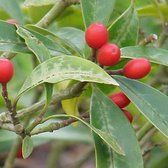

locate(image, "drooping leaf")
[[22, 136, 34, 159], [18, 56, 118, 96], [121, 46, 168, 66], [54, 27, 85, 57], [16, 27, 70, 61], [16, 26, 50, 63], [90, 86, 143, 168], [45, 83, 53, 106], [114, 76, 168, 138], [26, 25, 85, 57], [0, 0, 24, 24], [41, 114, 124, 155], [0, 21, 30, 53], [80, 0, 116, 28], [108, 3, 139, 47]]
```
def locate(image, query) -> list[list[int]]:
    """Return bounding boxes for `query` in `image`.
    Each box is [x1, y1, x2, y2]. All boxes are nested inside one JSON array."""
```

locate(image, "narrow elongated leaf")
[[81, 0, 116, 28], [18, 56, 118, 96], [22, 136, 34, 159], [108, 3, 139, 47], [41, 114, 124, 155], [90, 86, 143, 168], [45, 83, 53, 106], [114, 76, 168, 138], [54, 27, 85, 57], [16, 26, 50, 62], [121, 46, 168, 66], [26, 25, 85, 56], [0, 21, 30, 53], [0, 0, 24, 24]]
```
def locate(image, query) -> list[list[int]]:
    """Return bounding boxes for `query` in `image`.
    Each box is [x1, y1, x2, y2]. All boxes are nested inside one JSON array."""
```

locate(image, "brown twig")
[[30, 112, 89, 135]]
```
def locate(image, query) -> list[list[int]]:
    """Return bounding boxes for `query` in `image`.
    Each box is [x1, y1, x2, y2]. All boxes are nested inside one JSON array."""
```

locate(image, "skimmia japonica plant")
[[0, 0, 168, 168]]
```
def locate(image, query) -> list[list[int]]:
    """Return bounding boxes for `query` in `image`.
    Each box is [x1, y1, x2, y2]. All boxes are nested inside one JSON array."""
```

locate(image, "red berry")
[[85, 22, 108, 49], [6, 19, 17, 25], [123, 58, 151, 79], [122, 109, 133, 123], [97, 43, 120, 66], [109, 91, 130, 108], [0, 59, 14, 84], [17, 145, 22, 159]]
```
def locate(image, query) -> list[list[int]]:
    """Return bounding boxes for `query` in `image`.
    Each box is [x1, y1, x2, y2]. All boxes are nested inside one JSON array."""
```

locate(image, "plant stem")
[[136, 122, 153, 141], [1, 84, 23, 134], [36, 0, 80, 28], [89, 49, 97, 62], [4, 137, 22, 168], [30, 112, 89, 135], [107, 69, 123, 75], [25, 82, 87, 134]]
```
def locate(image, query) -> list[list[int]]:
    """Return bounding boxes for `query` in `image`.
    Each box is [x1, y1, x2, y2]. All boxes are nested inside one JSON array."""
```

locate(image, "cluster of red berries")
[[85, 22, 151, 79], [85, 22, 152, 122], [109, 92, 133, 123]]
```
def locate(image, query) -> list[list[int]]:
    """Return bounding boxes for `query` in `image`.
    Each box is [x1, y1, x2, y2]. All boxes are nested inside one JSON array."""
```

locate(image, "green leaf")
[[18, 56, 118, 96], [114, 76, 168, 138], [121, 46, 168, 66], [45, 83, 53, 106], [80, 0, 116, 28], [23, 0, 55, 7], [16, 26, 51, 63], [90, 86, 143, 168], [54, 27, 85, 57], [0, 21, 30, 53], [108, 3, 139, 47], [0, 0, 24, 24], [42, 114, 124, 155], [26, 25, 85, 57], [22, 136, 34, 159]]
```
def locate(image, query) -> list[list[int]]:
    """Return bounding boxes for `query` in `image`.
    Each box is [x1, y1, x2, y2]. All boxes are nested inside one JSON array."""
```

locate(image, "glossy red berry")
[[122, 109, 133, 123], [0, 58, 14, 84], [16, 145, 22, 159], [85, 22, 108, 49], [97, 43, 120, 66], [6, 19, 17, 25], [109, 91, 130, 108], [123, 58, 151, 79]]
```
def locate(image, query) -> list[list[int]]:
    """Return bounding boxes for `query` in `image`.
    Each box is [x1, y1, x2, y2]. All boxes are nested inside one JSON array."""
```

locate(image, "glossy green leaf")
[[54, 27, 85, 57], [45, 83, 53, 106], [0, 0, 24, 24], [16, 26, 50, 63], [0, 21, 30, 53], [22, 136, 34, 159], [42, 114, 124, 155], [90, 86, 143, 168], [23, 0, 55, 7], [16, 26, 69, 62], [114, 76, 168, 138], [80, 0, 116, 28], [18, 56, 118, 96], [108, 3, 139, 47], [121, 46, 168, 66], [26, 25, 85, 57]]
